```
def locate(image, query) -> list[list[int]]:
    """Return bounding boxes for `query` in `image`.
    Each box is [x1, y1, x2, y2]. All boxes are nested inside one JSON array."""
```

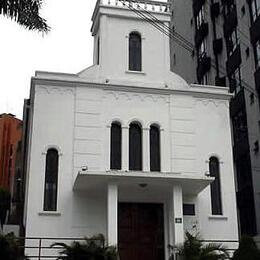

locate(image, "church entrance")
[[118, 203, 165, 260]]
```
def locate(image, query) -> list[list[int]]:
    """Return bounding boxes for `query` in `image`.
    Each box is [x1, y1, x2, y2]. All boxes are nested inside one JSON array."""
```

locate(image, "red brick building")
[[0, 113, 22, 193]]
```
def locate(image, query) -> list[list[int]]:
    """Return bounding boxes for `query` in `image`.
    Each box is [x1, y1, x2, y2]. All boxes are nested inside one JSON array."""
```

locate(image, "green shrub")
[[52, 234, 118, 260], [0, 233, 26, 260], [232, 236, 260, 260], [175, 232, 229, 260]]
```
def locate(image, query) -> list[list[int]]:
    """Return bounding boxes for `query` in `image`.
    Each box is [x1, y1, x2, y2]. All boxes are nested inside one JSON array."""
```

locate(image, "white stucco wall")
[[24, 1, 238, 258], [25, 82, 238, 243]]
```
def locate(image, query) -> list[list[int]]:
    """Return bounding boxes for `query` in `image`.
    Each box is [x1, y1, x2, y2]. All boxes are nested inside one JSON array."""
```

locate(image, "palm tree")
[[0, 0, 49, 33], [232, 236, 260, 260], [51, 234, 118, 260], [176, 232, 229, 260]]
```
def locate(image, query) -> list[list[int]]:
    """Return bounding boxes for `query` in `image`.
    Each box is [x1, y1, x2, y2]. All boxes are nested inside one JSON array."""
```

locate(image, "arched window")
[[209, 157, 222, 215], [110, 122, 122, 170], [129, 122, 142, 170], [150, 125, 161, 172], [97, 37, 100, 65], [44, 148, 59, 211], [129, 32, 142, 71]]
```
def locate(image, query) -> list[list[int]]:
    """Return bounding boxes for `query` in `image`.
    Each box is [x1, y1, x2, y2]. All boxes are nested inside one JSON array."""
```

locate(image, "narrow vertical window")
[[44, 149, 59, 211], [129, 122, 142, 171], [209, 157, 222, 215], [150, 125, 161, 172], [97, 37, 100, 65], [110, 122, 122, 170], [129, 32, 142, 71]]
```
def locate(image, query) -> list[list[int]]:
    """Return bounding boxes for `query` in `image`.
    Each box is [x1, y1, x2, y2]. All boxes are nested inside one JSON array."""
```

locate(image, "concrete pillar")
[[122, 126, 129, 171], [107, 183, 118, 246], [105, 125, 111, 171], [172, 185, 184, 245], [143, 127, 150, 172]]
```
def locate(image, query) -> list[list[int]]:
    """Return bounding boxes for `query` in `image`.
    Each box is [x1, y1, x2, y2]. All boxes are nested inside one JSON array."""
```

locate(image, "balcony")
[[230, 89, 245, 117], [255, 67, 260, 95], [223, 7, 238, 37], [215, 76, 226, 87], [196, 54, 211, 82], [226, 45, 242, 75], [210, 2, 220, 19], [193, 0, 206, 15], [195, 22, 209, 46], [221, 0, 234, 5], [250, 15, 260, 44], [213, 38, 223, 55], [233, 137, 250, 161]]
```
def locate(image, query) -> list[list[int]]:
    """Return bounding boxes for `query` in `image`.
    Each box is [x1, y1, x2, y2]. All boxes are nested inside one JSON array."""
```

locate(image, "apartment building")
[[170, 0, 260, 237], [0, 113, 22, 192]]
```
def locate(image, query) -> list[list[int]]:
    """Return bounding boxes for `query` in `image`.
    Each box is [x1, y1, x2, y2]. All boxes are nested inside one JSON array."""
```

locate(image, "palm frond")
[[51, 234, 118, 260], [200, 243, 229, 260], [0, 0, 50, 33]]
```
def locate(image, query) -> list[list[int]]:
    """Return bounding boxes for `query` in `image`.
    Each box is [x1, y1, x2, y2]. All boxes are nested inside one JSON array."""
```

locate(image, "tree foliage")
[[0, 187, 11, 228], [232, 236, 260, 260], [0, 233, 26, 260], [0, 0, 49, 33], [175, 232, 229, 260], [51, 234, 118, 260]]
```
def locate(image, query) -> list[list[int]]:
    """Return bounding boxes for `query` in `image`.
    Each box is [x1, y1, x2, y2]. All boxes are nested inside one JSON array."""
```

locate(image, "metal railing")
[[99, 0, 171, 13], [17, 237, 104, 259], [16, 237, 238, 260]]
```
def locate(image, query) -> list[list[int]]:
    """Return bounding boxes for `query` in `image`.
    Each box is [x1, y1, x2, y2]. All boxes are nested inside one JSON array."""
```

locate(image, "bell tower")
[[83, 0, 172, 85]]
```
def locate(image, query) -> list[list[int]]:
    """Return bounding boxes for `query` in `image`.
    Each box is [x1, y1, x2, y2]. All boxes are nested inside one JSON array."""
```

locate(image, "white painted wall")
[[24, 1, 238, 258]]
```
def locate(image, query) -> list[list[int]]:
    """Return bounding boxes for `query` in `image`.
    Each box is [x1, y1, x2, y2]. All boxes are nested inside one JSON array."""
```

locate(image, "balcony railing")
[[195, 22, 209, 46], [255, 67, 260, 94], [99, 0, 171, 13], [250, 15, 260, 44], [15, 236, 238, 259], [16, 236, 104, 259], [196, 53, 211, 82], [223, 6, 238, 37], [226, 44, 241, 76]]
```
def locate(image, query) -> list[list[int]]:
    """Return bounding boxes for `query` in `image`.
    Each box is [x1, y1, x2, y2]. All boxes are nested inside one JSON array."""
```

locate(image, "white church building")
[[24, 0, 239, 259]]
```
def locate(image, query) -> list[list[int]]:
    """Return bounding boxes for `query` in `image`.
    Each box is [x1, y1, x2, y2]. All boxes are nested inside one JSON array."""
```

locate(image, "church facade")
[[24, 0, 239, 259]]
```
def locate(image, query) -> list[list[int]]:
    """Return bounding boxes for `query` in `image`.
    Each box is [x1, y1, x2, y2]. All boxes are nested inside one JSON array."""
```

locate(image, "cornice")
[[31, 77, 233, 100]]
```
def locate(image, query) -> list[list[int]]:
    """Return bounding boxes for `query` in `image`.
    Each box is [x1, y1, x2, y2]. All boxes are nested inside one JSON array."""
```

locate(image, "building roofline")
[[31, 76, 233, 100]]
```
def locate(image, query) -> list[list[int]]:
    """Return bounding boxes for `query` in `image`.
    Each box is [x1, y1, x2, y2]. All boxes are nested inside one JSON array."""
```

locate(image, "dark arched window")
[[209, 157, 222, 215], [129, 32, 142, 71], [97, 37, 100, 65], [150, 125, 161, 172], [129, 122, 142, 170], [110, 122, 122, 170], [44, 148, 59, 211]]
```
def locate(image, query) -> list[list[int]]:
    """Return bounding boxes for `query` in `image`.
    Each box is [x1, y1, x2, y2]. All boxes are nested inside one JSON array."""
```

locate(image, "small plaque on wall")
[[175, 218, 182, 224]]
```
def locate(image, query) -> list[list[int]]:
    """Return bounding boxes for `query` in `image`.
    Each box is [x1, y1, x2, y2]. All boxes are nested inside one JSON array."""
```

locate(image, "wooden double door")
[[118, 203, 165, 260]]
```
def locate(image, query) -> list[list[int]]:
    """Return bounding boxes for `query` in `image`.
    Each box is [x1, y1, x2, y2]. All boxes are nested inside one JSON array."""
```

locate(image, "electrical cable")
[[117, 0, 259, 100]]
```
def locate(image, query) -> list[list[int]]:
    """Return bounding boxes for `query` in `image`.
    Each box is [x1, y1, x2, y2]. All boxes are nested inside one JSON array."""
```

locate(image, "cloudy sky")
[[0, 0, 97, 119]]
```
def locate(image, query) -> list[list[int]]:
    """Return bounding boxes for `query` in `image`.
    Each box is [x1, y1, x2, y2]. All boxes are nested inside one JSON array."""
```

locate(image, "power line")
[[119, 0, 194, 53], [118, 0, 258, 100]]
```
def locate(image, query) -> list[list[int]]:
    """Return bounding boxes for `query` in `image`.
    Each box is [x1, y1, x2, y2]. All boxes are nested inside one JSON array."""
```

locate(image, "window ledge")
[[208, 215, 228, 220], [38, 211, 61, 216], [125, 70, 146, 75]]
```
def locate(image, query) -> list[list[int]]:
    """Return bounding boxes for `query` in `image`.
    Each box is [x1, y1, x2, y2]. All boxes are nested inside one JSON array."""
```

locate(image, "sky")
[[0, 0, 97, 119]]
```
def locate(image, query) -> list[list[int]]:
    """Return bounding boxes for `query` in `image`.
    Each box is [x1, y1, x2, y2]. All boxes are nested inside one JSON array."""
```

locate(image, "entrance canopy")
[[73, 171, 213, 195]]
